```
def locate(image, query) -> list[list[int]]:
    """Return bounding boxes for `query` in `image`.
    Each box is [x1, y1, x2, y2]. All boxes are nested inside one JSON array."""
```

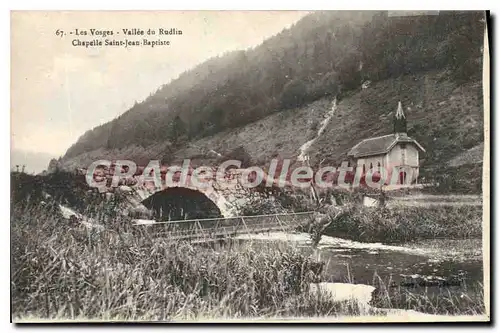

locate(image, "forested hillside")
[[62, 11, 485, 175]]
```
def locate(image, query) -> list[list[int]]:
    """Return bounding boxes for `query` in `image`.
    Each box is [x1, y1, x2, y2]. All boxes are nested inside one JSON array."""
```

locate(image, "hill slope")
[[60, 11, 485, 182], [61, 69, 483, 169]]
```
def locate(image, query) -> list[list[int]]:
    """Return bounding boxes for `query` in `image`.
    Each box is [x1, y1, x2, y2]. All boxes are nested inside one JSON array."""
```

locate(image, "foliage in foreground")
[[12, 205, 368, 321], [11, 179, 486, 321], [370, 273, 485, 316]]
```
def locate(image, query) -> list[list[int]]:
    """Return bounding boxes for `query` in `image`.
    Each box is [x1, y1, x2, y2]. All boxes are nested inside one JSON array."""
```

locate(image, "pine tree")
[[168, 115, 187, 145]]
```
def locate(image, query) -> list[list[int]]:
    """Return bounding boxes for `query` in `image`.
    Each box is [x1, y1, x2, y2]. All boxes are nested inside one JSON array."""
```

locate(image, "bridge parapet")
[[133, 211, 314, 241]]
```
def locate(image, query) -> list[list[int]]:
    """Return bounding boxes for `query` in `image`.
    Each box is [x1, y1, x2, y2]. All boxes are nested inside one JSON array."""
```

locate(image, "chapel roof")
[[347, 133, 425, 158]]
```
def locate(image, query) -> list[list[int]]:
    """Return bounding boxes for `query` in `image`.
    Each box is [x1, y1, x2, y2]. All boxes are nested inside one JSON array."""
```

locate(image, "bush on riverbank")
[[323, 205, 482, 243]]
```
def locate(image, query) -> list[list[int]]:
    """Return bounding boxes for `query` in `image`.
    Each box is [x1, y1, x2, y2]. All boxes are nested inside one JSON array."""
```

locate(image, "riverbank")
[[321, 205, 482, 243]]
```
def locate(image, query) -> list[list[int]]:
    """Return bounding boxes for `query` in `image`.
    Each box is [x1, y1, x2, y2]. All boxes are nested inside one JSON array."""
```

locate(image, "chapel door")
[[399, 171, 407, 185]]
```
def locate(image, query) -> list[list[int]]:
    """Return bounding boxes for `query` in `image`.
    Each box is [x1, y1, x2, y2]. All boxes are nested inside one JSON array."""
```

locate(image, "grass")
[[12, 203, 376, 321], [318, 205, 482, 243], [370, 272, 485, 316], [11, 197, 486, 321]]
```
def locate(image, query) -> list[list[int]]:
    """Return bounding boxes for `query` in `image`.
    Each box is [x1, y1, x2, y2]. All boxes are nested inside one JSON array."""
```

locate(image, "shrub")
[[323, 205, 482, 243]]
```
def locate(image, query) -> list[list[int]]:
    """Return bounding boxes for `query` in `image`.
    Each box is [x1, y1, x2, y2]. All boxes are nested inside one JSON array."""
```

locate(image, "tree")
[[47, 158, 60, 173], [280, 79, 308, 109], [168, 115, 187, 145]]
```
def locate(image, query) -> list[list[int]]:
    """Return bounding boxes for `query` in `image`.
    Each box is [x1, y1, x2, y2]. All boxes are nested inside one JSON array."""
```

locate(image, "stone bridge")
[[95, 167, 271, 219]]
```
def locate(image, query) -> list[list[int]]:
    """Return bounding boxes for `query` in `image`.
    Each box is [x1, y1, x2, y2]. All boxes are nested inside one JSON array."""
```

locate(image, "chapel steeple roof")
[[394, 101, 407, 134]]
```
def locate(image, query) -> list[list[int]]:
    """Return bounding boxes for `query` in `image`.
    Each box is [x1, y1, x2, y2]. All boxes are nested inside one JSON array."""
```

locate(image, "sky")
[[11, 11, 309, 159]]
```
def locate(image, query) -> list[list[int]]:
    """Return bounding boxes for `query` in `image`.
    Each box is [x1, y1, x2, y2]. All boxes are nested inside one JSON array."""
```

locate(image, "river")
[[234, 232, 484, 314]]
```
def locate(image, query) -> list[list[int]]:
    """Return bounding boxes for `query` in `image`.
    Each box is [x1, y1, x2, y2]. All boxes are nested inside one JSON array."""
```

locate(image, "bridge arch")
[[141, 187, 223, 221], [114, 168, 258, 219], [126, 183, 239, 219]]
